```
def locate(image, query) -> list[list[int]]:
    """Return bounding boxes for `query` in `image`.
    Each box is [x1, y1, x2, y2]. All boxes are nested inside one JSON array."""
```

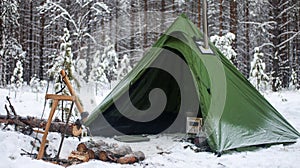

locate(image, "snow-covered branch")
[[277, 31, 300, 47]]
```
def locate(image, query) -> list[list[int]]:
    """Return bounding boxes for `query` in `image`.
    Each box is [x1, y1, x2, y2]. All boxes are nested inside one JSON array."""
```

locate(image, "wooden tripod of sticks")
[[37, 70, 85, 160]]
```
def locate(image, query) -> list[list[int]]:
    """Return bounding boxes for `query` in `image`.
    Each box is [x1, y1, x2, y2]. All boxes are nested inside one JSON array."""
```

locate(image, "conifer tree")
[[10, 60, 23, 98], [101, 36, 118, 86], [249, 47, 269, 90], [289, 69, 299, 90], [210, 32, 238, 67], [47, 28, 78, 121], [117, 54, 132, 81]]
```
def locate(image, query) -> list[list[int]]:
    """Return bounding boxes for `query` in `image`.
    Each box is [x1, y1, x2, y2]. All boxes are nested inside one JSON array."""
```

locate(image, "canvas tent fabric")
[[85, 14, 300, 153]]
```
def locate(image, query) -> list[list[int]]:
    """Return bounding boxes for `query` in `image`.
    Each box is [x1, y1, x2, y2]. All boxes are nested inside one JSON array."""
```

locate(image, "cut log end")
[[68, 151, 89, 162], [77, 143, 88, 152], [117, 154, 138, 164], [98, 151, 108, 161], [72, 125, 82, 137], [87, 149, 95, 160], [133, 151, 145, 161]]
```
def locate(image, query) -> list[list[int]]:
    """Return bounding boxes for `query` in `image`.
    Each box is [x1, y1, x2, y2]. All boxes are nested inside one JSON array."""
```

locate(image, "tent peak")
[[179, 13, 188, 19]]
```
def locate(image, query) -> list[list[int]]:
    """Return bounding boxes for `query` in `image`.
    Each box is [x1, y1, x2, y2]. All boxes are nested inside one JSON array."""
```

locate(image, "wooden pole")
[[37, 94, 77, 160], [60, 70, 84, 113], [37, 99, 58, 160], [45, 94, 76, 101]]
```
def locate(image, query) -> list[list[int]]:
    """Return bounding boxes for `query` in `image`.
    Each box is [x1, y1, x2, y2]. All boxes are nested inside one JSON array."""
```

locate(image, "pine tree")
[[47, 28, 78, 122], [289, 69, 299, 90], [29, 74, 40, 93], [249, 47, 269, 90], [117, 54, 132, 81], [1, 0, 299, 95], [29, 74, 47, 100], [90, 63, 109, 95], [48, 28, 77, 84], [10, 60, 23, 98], [101, 36, 118, 86], [89, 50, 109, 94], [75, 58, 87, 84], [210, 32, 238, 66], [0, 0, 22, 86]]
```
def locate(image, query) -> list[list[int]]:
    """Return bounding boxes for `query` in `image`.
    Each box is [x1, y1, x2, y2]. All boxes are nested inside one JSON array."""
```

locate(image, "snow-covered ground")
[[0, 87, 300, 168]]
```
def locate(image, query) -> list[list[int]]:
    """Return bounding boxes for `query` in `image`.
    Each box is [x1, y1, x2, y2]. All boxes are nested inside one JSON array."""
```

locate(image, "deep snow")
[[0, 87, 299, 168]]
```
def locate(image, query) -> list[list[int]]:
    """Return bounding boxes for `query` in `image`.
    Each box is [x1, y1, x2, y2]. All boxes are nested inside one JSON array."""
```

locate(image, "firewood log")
[[93, 140, 108, 147], [0, 115, 81, 136], [133, 151, 145, 161], [68, 151, 89, 162], [117, 154, 137, 164], [87, 149, 95, 160], [74, 140, 145, 164], [106, 151, 118, 162], [95, 150, 117, 162], [98, 150, 108, 161], [76, 142, 89, 152], [76, 140, 109, 152], [111, 145, 132, 157]]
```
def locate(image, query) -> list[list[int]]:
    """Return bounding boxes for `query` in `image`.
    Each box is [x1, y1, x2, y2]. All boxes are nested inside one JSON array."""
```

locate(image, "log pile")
[[68, 140, 145, 164]]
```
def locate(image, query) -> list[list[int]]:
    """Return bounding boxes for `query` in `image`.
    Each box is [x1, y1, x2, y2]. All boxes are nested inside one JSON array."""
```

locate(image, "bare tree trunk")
[[161, 0, 166, 32], [39, 1, 45, 80], [230, 0, 237, 50], [219, 0, 223, 36], [229, 0, 238, 67], [144, 0, 148, 49], [197, 0, 201, 29], [270, 0, 280, 91], [130, 1, 135, 57], [0, 0, 5, 86], [115, 0, 119, 52], [245, 0, 250, 77], [29, 1, 33, 79], [86, 3, 92, 83], [297, 1, 300, 86], [280, 2, 289, 88], [172, 0, 176, 17]]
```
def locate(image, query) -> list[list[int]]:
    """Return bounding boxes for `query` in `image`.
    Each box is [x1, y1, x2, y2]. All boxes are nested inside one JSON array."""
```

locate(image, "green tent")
[[85, 14, 300, 153]]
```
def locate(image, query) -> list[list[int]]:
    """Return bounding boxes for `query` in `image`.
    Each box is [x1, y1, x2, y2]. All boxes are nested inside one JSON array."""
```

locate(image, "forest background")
[[1, 0, 299, 92]]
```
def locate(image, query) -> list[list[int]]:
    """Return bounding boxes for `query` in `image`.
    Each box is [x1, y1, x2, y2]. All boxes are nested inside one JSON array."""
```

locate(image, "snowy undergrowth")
[[0, 88, 300, 168]]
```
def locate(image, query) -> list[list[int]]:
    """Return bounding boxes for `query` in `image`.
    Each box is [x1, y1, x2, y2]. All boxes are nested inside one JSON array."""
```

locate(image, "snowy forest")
[[1, 0, 300, 92]]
